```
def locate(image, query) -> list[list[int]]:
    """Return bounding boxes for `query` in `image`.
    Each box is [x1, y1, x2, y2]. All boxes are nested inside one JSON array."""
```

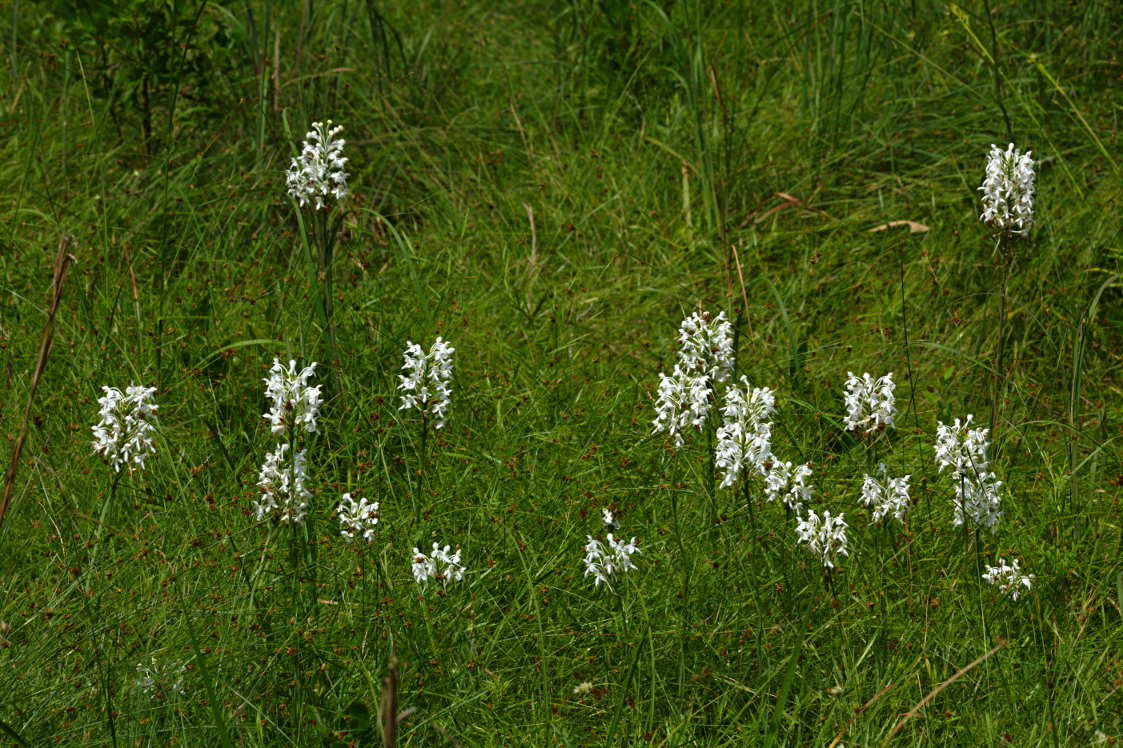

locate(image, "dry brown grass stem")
[[826, 680, 897, 748], [0, 235, 74, 531], [882, 639, 1006, 745]]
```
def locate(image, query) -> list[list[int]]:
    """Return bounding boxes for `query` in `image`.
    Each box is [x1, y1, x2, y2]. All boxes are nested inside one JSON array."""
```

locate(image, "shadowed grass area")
[[0, 0, 1120, 745]]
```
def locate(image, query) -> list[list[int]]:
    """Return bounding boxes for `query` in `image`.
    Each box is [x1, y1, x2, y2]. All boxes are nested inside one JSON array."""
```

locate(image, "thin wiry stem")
[[990, 233, 1009, 436]]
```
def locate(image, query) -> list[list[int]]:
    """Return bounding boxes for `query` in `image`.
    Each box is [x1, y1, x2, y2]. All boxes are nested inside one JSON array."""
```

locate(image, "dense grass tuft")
[[1, 1, 1120, 744]]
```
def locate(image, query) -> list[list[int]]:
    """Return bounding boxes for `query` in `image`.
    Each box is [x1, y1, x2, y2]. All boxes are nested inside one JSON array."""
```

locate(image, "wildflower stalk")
[[416, 414, 428, 524], [257, 359, 322, 625], [294, 206, 344, 399], [287, 121, 350, 397], [705, 410, 717, 528], [978, 142, 1035, 436], [95, 470, 124, 542], [284, 418, 302, 624], [990, 232, 1010, 436], [614, 580, 630, 640], [974, 527, 992, 687], [877, 541, 890, 672], [360, 545, 368, 628], [740, 479, 755, 532], [315, 209, 343, 398], [398, 337, 454, 521]]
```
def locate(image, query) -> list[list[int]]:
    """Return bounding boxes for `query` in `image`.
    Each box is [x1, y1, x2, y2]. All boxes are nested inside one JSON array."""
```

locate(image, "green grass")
[[1, 0, 1121, 745]]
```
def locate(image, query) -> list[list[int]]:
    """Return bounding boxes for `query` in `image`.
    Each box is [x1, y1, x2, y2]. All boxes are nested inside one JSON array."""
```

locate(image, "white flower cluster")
[[398, 337, 455, 429], [336, 493, 380, 543], [652, 364, 713, 447], [263, 359, 323, 435], [715, 376, 775, 487], [978, 143, 1035, 236], [794, 510, 849, 569], [583, 533, 639, 589], [256, 359, 320, 524], [652, 310, 734, 447], [677, 311, 735, 383], [91, 384, 159, 473], [843, 371, 897, 434], [764, 460, 813, 514], [982, 557, 1034, 601], [412, 542, 466, 586], [132, 656, 186, 699], [860, 462, 911, 525], [285, 120, 349, 210], [935, 415, 1003, 532], [934, 414, 988, 473], [254, 443, 311, 524]]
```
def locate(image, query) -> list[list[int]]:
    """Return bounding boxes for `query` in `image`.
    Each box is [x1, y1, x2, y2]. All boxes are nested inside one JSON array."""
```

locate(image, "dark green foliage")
[[41, 0, 242, 147]]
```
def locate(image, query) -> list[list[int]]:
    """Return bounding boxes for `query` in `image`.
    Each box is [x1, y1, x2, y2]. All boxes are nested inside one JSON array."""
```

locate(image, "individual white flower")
[[285, 120, 349, 210], [934, 415, 1002, 532], [583, 533, 640, 589], [860, 463, 911, 525], [764, 460, 813, 514], [263, 359, 322, 435], [951, 471, 1003, 533], [337, 493, 380, 543], [398, 337, 455, 429], [934, 415, 990, 475], [982, 557, 1034, 600], [411, 542, 466, 586], [677, 310, 735, 384], [254, 443, 311, 524], [132, 656, 186, 699], [602, 507, 619, 530], [652, 363, 712, 447], [795, 510, 849, 569], [842, 372, 897, 434], [91, 384, 159, 473], [978, 143, 1035, 236], [715, 376, 775, 487]]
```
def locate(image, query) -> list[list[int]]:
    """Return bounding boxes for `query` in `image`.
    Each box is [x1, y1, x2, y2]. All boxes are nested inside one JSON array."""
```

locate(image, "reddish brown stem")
[[0, 235, 74, 531]]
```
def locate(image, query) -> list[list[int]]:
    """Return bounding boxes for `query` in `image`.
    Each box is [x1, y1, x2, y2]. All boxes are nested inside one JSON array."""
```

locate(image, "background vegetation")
[[1, 0, 1120, 744]]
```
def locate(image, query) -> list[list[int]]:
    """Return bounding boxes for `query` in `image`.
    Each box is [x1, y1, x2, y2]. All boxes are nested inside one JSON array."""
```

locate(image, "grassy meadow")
[[1, 0, 1121, 744]]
